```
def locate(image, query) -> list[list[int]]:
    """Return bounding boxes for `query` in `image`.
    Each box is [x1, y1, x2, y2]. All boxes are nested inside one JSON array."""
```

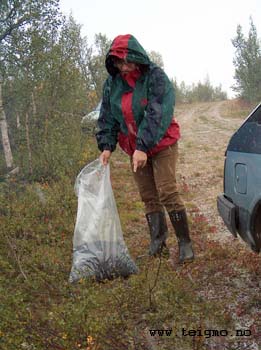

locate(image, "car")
[[81, 101, 101, 134], [217, 102, 261, 253]]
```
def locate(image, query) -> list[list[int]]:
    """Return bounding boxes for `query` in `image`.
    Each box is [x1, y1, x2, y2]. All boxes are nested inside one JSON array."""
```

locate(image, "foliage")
[[0, 0, 61, 45], [0, 1, 106, 179], [148, 50, 164, 68], [173, 76, 227, 104], [88, 33, 111, 101], [232, 18, 261, 102]]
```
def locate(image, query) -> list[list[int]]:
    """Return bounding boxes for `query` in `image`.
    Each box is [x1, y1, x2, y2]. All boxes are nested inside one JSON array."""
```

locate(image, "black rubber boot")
[[168, 209, 194, 263], [145, 211, 168, 256]]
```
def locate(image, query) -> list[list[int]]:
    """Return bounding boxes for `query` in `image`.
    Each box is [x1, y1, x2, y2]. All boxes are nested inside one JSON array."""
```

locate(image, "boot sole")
[[178, 256, 195, 264]]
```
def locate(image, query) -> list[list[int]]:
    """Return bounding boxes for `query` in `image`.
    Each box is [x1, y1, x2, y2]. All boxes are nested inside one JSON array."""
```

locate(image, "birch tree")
[[0, 77, 14, 169], [0, 0, 60, 171]]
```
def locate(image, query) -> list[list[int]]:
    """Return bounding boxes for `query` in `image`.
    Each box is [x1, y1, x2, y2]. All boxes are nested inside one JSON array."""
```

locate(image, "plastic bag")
[[69, 159, 138, 282]]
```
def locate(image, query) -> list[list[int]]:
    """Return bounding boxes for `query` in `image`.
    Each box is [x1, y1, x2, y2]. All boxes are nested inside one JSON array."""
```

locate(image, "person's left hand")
[[132, 150, 147, 172]]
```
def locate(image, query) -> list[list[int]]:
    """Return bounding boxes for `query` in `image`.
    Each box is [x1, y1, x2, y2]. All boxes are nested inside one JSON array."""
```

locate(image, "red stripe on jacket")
[[118, 69, 139, 155], [110, 34, 131, 59]]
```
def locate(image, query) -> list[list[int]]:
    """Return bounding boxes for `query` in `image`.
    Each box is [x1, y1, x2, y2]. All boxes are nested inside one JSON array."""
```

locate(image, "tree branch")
[[0, 5, 17, 24], [5, 234, 28, 281], [0, 15, 30, 42]]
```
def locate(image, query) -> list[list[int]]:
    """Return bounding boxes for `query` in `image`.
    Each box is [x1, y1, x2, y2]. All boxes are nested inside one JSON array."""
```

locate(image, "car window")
[[227, 104, 261, 154], [246, 104, 261, 123]]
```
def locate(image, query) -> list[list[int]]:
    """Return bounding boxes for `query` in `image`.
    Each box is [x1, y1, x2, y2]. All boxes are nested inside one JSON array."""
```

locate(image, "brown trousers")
[[131, 142, 185, 214]]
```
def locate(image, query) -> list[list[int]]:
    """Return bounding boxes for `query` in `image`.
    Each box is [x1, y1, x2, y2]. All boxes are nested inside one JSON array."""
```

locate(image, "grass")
[[1, 118, 261, 350], [220, 99, 257, 120]]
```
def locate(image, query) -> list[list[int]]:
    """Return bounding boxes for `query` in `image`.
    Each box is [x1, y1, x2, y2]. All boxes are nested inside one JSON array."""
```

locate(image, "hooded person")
[[96, 34, 194, 263]]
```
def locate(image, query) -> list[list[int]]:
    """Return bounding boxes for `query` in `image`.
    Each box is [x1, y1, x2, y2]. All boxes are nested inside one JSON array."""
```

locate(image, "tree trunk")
[[16, 112, 21, 129], [0, 79, 14, 169], [31, 91, 37, 116], [25, 112, 33, 175]]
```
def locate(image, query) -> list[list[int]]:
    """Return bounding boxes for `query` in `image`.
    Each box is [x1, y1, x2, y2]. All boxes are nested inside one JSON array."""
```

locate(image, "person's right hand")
[[100, 150, 111, 165]]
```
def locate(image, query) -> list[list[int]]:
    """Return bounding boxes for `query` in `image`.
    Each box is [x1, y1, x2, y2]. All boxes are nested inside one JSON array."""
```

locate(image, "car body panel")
[[217, 103, 261, 253], [217, 194, 237, 236], [81, 101, 101, 133]]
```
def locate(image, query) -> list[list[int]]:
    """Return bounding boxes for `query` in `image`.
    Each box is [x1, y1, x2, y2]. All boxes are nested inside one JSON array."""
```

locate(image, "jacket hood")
[[105, 34, 151, 76]]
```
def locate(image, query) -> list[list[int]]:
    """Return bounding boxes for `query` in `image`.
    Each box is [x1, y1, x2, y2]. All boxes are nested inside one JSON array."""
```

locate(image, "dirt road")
[[174, 101, 260, 350], [176, 100, 245, 244]]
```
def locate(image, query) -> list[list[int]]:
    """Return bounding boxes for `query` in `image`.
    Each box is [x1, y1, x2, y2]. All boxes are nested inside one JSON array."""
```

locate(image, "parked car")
[[217, 102, 261, 253], [81, 101, 101, 134]]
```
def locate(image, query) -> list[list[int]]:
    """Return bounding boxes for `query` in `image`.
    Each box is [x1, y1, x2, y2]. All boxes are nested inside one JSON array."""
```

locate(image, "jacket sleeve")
[[95, 78, 120, 152], [135, 66, 175, 153]]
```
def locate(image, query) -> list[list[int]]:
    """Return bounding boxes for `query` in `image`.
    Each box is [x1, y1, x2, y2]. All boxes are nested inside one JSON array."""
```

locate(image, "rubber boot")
[[145, 211, 168, 256], [168, 209, 194, 263]]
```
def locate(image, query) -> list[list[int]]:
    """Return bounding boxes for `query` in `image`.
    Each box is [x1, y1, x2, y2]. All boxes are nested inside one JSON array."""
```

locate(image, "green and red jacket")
[[96, 34, 180, 156]]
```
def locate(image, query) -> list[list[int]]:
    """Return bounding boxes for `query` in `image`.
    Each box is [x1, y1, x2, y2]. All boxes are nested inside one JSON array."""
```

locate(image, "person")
[[96, 34, 194, 263]]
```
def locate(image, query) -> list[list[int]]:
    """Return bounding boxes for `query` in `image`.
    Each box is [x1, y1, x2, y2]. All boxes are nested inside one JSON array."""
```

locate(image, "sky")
[[59, 0, 261, 98]]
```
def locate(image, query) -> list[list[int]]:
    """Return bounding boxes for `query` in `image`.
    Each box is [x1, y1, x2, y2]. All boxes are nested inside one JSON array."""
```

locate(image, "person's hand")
[[132, 150, 147, 172], [100, 150, 111, 165]]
